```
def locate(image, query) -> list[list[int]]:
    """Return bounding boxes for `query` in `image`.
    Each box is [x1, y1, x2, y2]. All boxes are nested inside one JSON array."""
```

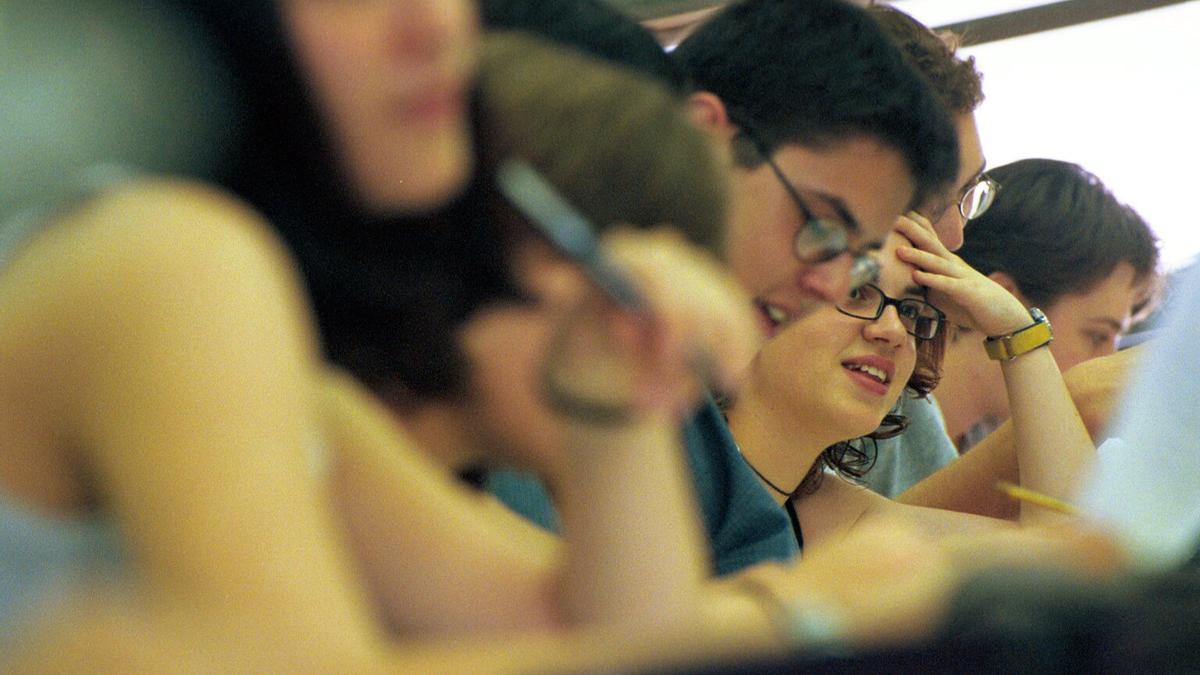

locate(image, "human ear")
[[685, 92, 734, 135], [988, 271, 1030, 306]]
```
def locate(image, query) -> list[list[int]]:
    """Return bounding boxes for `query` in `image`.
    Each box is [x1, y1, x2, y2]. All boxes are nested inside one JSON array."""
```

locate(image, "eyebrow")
[[801, 189, 862, 236]]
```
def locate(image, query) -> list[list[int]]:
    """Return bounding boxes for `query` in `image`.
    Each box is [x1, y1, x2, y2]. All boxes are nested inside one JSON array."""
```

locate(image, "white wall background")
[[902, 2, 1200, 271]]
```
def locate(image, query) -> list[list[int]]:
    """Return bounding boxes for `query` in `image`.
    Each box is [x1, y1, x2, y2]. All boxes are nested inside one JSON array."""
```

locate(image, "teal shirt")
[[486, 397, 799, 576]]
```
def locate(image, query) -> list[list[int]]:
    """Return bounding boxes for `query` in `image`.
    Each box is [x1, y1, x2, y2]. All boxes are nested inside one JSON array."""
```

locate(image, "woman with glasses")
[[725, 215, 1098, 550]]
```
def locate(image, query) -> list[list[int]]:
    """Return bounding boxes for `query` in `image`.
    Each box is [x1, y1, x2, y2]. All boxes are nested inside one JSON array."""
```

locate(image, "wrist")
[[984, 307, 1053, 361], [981, 301, 1039, 337]]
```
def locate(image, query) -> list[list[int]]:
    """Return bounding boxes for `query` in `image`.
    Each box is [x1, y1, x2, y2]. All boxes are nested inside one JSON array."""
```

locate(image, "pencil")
[[995, 481, 1082, 516]]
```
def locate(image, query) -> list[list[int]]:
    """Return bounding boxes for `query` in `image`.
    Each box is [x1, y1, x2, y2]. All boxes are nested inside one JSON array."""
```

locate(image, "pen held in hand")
[[496, 159, 647, 313], [496, 158, 723, 398]]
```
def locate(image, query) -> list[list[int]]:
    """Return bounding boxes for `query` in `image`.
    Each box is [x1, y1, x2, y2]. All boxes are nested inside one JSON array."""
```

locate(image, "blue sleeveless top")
[[0, 494, 126, 641], [0, 167, 133, 642]]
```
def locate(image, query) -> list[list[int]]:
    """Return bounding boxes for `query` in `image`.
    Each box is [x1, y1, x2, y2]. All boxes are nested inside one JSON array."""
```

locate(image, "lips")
[[841, 355, 896, 396]]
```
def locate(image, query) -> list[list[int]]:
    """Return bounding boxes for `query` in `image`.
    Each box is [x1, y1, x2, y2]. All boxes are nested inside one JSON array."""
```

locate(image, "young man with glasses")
[[671, 0, 971, 516], [660, 0, 959, 571], [674, 0, 959, 338], [486, 0, 961, 576]]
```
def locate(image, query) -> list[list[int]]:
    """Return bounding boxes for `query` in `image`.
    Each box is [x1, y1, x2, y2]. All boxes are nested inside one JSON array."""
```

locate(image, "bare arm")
[[326, 226, 756, 634], [4, 181, 385, 663], [895, 216, 1097, 524], [899, 344, 1143, 517], [322, 369, 567, 633]]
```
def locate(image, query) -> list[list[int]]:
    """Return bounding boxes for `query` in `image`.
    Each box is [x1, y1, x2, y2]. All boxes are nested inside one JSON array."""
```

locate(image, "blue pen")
[[495, 159, 647, 313]]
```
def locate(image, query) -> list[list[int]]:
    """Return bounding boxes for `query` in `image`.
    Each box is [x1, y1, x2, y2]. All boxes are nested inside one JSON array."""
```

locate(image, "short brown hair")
[[478, 32, 728, 253], [868, 4, 984, 115]]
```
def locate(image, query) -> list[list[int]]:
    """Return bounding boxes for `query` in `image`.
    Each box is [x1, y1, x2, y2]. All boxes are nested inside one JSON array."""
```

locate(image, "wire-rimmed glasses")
[[736, 123, 881, 290]]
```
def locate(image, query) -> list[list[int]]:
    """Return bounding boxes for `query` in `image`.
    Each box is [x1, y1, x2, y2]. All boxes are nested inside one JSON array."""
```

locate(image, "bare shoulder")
[[2, 178, 310, 330], [40, 178, 296, 281], [0, 177, 318, 407]]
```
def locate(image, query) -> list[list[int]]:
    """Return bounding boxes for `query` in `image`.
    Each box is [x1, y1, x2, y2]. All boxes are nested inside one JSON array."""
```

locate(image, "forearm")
[[323, 372, 564, 634], [902, 351, 1094, 521], [557, 418, 708, 630], [898, 421, 1020, 518], [1001, 346, 1094, 522]]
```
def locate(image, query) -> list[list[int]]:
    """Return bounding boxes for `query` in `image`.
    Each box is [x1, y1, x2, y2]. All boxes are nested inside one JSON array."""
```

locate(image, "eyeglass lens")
[[837, 284, 942, 340], [793, 218, 849, 264], [960, 178, 998, 220], [849, 256, 880, 291]]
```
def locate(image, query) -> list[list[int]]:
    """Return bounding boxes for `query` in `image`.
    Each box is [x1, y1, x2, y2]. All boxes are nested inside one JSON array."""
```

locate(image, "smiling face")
[[722, 136, 915, 340], [744, 232, 927, 445], [280, 0, 478, 214]]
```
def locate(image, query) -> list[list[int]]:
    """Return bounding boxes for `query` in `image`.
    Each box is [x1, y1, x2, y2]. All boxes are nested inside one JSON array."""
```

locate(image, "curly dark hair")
[[798, 314, 946, 494], [867, 4, 985, 116]]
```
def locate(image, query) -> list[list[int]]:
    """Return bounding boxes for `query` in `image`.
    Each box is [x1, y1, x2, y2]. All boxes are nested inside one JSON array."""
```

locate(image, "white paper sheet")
[[1080, 263, 1200, 571]]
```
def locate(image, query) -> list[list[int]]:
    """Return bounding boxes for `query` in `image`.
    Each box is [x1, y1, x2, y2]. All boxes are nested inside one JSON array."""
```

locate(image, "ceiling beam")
[[934, 0, 1196, 46], [609, 0, 1195, 46]]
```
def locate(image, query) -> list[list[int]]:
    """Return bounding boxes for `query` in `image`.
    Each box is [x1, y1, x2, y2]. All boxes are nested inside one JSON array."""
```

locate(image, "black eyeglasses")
[[836, 284, 945, 340], [737, 125, 881, 290]]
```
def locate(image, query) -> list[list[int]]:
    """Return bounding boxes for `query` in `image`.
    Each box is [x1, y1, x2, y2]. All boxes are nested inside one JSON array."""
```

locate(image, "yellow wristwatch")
[[984, 307, 1053, 361]]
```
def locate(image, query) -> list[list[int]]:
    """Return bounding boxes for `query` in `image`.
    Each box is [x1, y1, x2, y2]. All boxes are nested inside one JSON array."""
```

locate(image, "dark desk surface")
[[669, 562, 1200, 674]]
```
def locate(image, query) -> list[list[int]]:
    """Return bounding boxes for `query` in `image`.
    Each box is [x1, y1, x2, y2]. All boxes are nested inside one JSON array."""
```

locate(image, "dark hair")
[[479, 33, 726, 254], [177, 0, 518, 400], [183, 2, 724, 401], [480, 0, 685, 93], [958, 158, 1160, 312], [673, 0, 960, 210], [800, 321, 946, 493], [868, 4, 984, 116]]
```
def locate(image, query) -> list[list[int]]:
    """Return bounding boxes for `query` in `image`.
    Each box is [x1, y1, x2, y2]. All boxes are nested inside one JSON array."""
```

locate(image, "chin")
[[362, 133, 475, 215], [834, 404, 894, 444]]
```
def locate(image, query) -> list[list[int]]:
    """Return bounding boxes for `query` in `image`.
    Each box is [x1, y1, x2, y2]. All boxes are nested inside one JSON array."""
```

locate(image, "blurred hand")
[[742, 519, 1128, 651], [541, 226, 758, 426]]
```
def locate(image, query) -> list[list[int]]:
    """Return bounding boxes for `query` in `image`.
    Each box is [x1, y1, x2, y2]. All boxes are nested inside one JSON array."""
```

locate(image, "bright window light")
[[938, 3, 1200, 271]]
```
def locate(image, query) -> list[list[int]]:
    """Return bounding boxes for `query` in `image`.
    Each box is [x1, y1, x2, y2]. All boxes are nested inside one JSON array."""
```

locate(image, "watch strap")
[[985, 308, 1053, 361]]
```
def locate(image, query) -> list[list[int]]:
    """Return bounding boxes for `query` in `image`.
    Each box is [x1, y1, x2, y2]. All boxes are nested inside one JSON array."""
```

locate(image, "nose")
[[794, 253, 854, 304], [862, 304, 908, 349], [388, 0, 477, 59], [933, 209, 966, 251]]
